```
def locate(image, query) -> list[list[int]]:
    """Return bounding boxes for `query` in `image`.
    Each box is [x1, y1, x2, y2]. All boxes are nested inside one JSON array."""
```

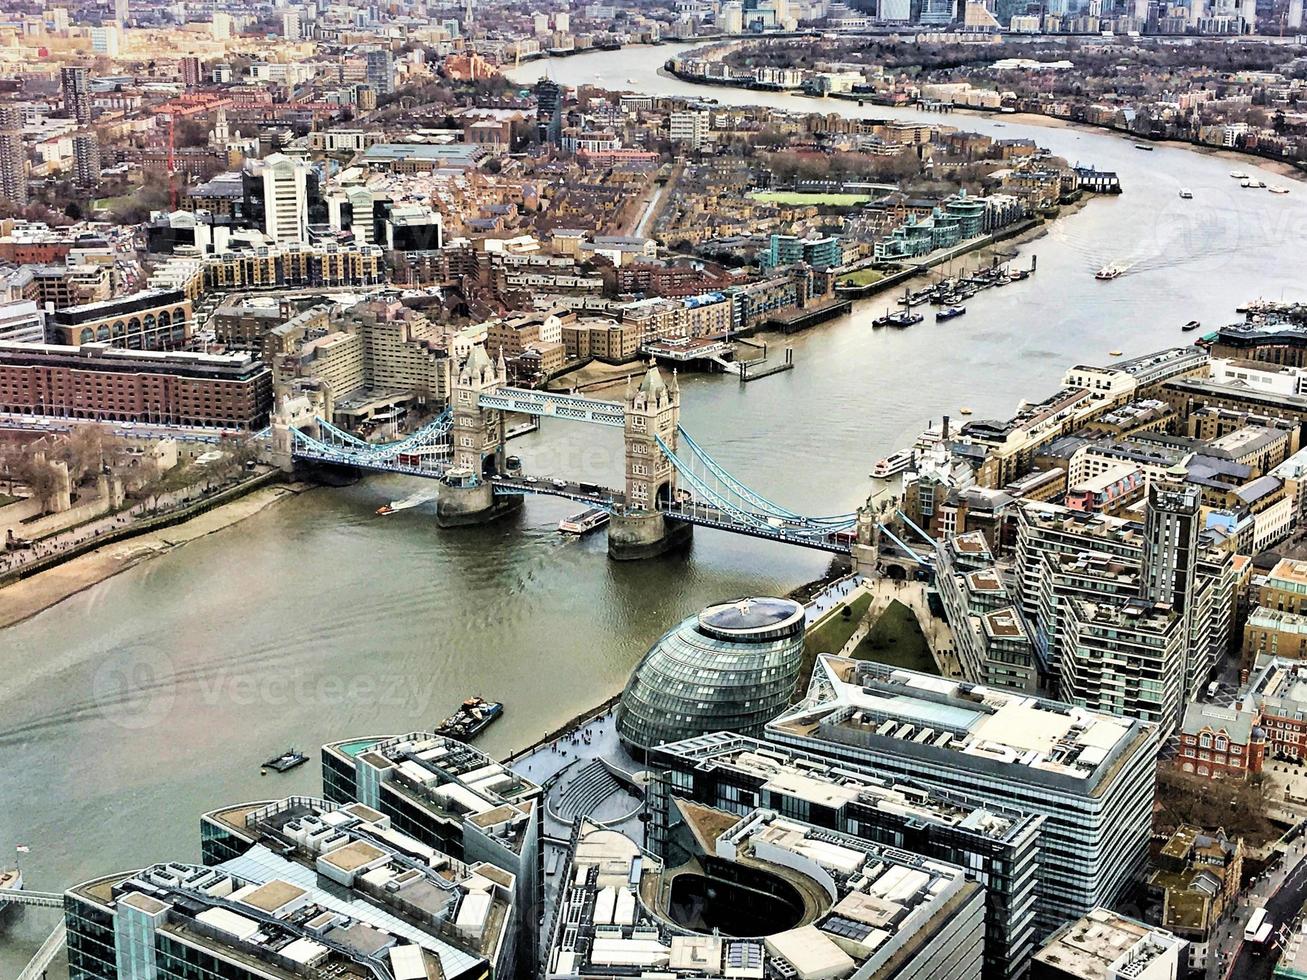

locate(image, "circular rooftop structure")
[[616, 597, 805, 759]]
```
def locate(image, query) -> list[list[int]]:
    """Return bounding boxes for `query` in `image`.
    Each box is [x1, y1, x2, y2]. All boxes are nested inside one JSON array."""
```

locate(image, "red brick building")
[[0, 342, 272, 430], [1177, 702, 1266, 780]]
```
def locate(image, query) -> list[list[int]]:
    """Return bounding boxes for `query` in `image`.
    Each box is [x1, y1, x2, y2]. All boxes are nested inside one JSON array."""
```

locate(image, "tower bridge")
[[281, 345, 909, 564]]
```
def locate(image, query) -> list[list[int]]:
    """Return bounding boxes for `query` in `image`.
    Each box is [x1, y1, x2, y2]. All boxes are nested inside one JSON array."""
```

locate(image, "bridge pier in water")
[[609, 510, 693, 561], [436, 472, 523, 528]]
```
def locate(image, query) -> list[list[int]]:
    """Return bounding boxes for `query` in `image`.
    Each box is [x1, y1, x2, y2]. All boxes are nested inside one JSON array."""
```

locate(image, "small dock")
[[767, 299, 852, 334], [740, 347, 795, 383]]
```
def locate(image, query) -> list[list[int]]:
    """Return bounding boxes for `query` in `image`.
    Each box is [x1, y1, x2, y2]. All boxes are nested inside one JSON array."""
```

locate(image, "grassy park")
[[849, 600, 937, 674], [836, 268, 885, 288], [796, 593, 936, 698]]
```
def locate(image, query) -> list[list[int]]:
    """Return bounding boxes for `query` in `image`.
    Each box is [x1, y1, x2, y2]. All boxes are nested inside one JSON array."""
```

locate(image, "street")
[[1212, 834, 1307, 980]]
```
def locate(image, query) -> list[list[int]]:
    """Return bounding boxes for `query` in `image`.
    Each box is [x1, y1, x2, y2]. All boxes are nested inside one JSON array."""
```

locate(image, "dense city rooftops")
[[649, 732, 1037, 843], [770, 655, 1150, 789], [547, 805, 981, 979], [69, 845, 488, 980], [200, 795, 516, 970], [1033, 907, 1188, 980], [323, 732, 540, 855]]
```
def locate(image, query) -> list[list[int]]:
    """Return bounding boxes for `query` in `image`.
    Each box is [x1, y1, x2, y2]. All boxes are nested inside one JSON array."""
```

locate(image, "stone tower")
[[609, 364, 692, 560], [438, 346, 519, 528], [622, 363, 679, 510], [450, 344, 505, 476]]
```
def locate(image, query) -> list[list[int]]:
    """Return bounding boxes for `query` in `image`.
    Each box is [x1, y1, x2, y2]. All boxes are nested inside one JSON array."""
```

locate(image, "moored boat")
[[0, 866, 23, 905], [262, 748, 308, 774], [872, 449, 914, 479], [936, 306, 967, 321], [435, 696, 504, 742], [873, 311, 923, 327]]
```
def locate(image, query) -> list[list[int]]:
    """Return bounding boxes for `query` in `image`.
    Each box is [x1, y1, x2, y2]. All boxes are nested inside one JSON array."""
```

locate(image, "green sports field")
[[750, 191, 873, 207]]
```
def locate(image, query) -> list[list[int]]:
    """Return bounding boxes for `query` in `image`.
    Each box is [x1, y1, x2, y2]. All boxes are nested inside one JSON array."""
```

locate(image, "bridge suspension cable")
[[671, 426, 859, 525], [291, 410, 454, 473], [656, 435, 858, 548]]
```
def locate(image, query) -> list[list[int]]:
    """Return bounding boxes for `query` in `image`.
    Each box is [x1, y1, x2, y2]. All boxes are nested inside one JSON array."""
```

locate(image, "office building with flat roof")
[[546, 806, 986, 980], [321, 732, 541, 966], [767, 655, 1159, 937], [197, 795, 519, 977], [645, 732, 1043, 979], [66, 849, 497, 980], [50, 289, 191, 349], [1031, 906, 1187, 980]]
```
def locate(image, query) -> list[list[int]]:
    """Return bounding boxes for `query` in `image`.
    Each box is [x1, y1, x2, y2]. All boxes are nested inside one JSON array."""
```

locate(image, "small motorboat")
[[1183, 320, 1201, 332], [1096, 265, 1123, 281], [1109, 349, 1123, 356], [262, 748, 308, 774], [1178, 188, 1193, 199]]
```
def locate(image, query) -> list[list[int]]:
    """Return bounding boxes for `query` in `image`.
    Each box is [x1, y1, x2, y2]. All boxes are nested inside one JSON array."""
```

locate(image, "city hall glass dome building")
[[617, 597, 806, 758]]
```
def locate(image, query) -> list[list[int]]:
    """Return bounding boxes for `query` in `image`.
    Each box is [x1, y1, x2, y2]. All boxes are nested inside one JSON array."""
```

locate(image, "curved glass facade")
[[617, 597, 805, 757]]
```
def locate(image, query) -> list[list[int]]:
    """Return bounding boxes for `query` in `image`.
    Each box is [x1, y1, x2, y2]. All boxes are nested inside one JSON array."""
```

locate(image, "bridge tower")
[[438, 345, 521, 527], [852, 503, 882, 576], [609, 364, 693, 560], [450, 344, 506, 475]]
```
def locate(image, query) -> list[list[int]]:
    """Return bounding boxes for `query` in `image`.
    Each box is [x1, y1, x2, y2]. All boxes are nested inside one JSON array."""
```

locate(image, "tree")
[[54, 425, 111, 485], [1155, 765, 1277, 845], [19, 456, 63, 514]]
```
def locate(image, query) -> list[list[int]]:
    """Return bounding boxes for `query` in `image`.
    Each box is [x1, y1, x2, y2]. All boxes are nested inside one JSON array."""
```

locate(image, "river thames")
[[2, 40, 1306, 975]]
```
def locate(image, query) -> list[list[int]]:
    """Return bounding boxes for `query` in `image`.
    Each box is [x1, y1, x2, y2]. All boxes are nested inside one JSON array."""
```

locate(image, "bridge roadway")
[[492, 477, 855, 554]]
